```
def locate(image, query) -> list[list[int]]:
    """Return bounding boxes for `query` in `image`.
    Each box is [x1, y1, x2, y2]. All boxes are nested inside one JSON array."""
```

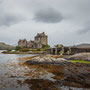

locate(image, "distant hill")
[[74, 43, 90, 48], [0, 42, 15, 50]]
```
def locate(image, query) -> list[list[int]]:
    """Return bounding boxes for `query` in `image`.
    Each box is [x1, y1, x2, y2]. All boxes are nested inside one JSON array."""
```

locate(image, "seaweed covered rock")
[[66, 53, 90, 60], [25, 56, 70, 65]]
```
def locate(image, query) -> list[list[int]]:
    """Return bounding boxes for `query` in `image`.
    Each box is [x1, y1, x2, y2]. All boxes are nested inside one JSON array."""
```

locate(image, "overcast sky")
[[0, 0, 90, 46]]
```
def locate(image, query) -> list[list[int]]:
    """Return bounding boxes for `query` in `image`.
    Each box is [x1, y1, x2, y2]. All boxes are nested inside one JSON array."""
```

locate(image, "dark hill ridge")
[[74, 43, 90, 48], [0, 42, 15, 50]]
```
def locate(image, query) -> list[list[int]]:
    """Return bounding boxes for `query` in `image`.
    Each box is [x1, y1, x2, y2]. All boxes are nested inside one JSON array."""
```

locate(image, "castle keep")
[[18, 32, 48, 48]]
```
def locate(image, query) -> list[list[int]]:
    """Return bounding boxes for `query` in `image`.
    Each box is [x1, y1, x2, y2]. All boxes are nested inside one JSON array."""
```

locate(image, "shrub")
[[37, 48, 41, 51], [20, 48, 30, 52], [7, 49, 12, 52], [42, 45, 50, 49], [15, 46, 21, 51], [54, 44, 64, 48]]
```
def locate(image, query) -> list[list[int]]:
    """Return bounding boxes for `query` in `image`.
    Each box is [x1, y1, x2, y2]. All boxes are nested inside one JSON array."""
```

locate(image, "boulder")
[[66, 53, 90, 60], [25, 56, 69, 65]]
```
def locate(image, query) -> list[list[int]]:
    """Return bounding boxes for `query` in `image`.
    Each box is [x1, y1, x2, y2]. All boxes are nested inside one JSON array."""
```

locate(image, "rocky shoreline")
[[2, 51, 45, 54], [65, 53, 90, 61], [0, 52, 90, 90], [25, 56, 70, 65], [23, 55, 90, 89]]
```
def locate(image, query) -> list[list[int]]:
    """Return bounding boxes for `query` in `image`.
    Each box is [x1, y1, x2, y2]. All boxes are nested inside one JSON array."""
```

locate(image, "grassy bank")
[[2, 45, 50, 54], [69, 60, 90, 64]]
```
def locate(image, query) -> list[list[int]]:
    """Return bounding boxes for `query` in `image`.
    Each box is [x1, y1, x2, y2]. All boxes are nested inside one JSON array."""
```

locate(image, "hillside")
[[74, 43, 90, 48], [0, 42, 15, 50]]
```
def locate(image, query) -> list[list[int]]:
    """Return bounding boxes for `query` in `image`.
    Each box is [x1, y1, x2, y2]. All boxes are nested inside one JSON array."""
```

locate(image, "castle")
[[18, 32, 48, 48]]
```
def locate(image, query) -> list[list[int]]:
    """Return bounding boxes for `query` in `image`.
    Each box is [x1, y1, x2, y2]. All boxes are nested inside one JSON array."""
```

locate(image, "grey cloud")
[[0, 14, 24, 26], [0, 0, 90, 46], [34, 8, 63, 23], [0, 0, 2, 3], [77, 22, 90, 34]]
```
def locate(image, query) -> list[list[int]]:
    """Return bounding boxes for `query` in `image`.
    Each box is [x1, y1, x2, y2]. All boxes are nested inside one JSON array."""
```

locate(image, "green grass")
[[14, 47, 49, 52], [69, 60, 90, 64]]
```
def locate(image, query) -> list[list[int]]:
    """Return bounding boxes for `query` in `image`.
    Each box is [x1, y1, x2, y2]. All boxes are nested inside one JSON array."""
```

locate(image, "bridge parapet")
[[46, 47, 90, 55]]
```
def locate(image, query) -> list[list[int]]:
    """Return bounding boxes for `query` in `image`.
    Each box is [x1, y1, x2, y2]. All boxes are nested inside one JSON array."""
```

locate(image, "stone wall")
[[40, 36, 48, 45], [18, 39, 27, 48], [34, 32, 48, 45]]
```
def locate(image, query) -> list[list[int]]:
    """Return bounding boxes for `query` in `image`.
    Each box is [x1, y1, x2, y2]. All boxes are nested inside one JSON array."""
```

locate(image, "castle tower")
[[34, 32, 48, 45], [18, 39, 27, 48]]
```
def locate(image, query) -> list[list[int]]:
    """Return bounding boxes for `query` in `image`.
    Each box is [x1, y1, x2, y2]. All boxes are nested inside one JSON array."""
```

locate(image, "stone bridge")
[[46, 47, 90, 55]]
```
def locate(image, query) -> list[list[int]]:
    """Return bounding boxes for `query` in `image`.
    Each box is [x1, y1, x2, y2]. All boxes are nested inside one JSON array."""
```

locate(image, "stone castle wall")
[[18, 32, 48, 48], [18, 39, 27, 48], [34, 32, 48, 45], [40, 36, 48, 45]]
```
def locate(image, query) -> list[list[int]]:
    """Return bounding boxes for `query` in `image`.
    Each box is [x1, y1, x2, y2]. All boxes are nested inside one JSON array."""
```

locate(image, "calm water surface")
[[0, 50, 89, 90]]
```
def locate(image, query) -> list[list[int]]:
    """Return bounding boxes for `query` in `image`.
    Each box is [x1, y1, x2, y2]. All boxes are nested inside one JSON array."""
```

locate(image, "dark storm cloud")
[[34, 8, 63, 23]]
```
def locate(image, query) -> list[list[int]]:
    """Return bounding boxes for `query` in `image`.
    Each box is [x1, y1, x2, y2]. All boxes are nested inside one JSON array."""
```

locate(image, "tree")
[[15, 46, 21, 51], [54, 44, 64, 48], [42, 45, 50, 49]]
